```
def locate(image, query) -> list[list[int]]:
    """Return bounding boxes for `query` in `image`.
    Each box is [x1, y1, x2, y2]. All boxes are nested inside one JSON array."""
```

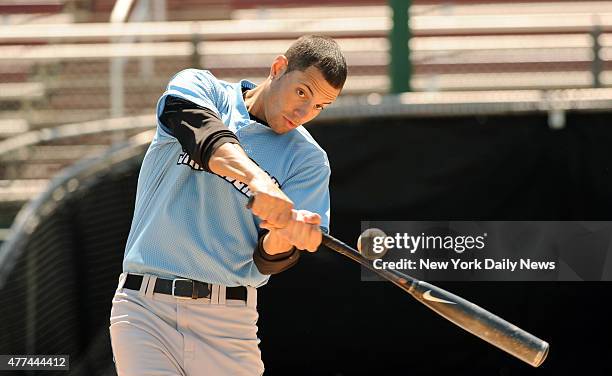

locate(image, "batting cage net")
[[0, 131, 153, 376]]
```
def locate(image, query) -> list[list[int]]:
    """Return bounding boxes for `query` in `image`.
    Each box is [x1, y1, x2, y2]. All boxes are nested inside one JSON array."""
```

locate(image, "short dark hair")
[[284, 35, 348, 90]]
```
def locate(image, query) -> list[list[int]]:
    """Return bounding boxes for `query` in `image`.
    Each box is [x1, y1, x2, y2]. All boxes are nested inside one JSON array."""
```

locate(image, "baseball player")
[[109, 35, 347, 375]]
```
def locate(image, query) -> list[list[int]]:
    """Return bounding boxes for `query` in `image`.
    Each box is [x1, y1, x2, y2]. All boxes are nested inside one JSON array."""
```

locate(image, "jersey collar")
[[237, 79, 270, 128]]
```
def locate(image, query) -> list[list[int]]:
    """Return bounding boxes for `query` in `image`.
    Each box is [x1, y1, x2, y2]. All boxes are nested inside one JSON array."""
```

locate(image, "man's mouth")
[[283, 116, 298, 127]]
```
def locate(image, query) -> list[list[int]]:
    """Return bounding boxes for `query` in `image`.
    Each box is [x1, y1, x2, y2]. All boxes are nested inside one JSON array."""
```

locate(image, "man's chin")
[[270, 123, 291, 135]]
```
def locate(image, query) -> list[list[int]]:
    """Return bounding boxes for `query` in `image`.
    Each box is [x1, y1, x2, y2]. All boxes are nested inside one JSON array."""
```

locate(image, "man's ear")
[[270, 55, 289, 80]]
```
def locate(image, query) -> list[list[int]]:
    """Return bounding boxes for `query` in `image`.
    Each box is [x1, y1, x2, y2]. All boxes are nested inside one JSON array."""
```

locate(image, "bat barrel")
[[321, 233, 549, 368], [410, 280, 549, 367]]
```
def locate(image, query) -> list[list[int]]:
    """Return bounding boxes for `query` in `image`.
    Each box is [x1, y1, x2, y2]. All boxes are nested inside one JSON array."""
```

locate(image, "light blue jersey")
[[122, 69, 331, 288]]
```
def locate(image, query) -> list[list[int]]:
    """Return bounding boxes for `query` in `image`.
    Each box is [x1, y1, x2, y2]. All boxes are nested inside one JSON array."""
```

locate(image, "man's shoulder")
[[171, 68, 217, 81], [288, 126, 329, 166], [169, 69, 238, 90], [162, 68, 240, 113]]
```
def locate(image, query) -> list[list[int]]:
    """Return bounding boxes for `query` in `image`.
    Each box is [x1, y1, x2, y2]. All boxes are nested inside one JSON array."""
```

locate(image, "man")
[[109, 35, 347, 375]]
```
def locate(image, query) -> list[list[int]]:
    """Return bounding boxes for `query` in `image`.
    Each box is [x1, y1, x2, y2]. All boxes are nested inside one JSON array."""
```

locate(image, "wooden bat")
[[245, 196, 548, 367], [322, 232, 549, 367]]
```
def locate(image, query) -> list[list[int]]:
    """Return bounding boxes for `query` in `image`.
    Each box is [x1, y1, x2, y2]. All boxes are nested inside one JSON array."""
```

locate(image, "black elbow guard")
[[253, 231, 300, 275], [160, 96, 239, 172]]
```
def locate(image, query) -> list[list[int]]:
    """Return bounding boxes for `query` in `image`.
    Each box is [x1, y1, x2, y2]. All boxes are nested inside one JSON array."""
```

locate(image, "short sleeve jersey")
[[122, 69, 331, 288]]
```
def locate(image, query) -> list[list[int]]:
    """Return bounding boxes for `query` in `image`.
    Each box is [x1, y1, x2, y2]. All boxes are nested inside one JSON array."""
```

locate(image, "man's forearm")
[[208, 143, 270, 189]]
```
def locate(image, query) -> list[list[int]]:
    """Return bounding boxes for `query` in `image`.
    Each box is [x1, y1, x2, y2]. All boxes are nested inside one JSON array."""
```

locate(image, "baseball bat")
[[321, 232, 549, 368], [245, 196, 548, 366]]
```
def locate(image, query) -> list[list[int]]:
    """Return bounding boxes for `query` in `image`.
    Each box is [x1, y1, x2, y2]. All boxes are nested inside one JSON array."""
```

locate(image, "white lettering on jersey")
[[177, 152, 280, 198]]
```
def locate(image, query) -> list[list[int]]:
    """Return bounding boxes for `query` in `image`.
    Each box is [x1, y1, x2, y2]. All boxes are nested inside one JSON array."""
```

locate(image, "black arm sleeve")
[[252, 230, 300, 275], [159, 96, 239, 172]]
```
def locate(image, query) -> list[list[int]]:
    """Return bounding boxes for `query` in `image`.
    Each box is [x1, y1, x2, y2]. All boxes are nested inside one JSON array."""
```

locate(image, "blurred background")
[[1, 0, 612, 375]]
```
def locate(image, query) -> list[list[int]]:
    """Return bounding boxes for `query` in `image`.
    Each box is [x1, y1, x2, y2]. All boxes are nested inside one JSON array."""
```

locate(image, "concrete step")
[[1, 144, 108, 162], [0, 108, 144, 129], [0, 119, 29, 140], [0, 179, 49, 204]]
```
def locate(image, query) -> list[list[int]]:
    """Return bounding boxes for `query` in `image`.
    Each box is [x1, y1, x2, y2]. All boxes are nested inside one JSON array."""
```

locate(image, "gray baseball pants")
[[109, 273, 264, 376]]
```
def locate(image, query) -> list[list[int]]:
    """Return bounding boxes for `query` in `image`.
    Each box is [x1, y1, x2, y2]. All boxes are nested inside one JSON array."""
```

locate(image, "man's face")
[[265, 64, 341, 134]]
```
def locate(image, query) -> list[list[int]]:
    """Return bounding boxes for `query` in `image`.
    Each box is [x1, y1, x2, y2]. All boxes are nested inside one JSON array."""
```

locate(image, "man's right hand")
[[248, 177, 294, 228]]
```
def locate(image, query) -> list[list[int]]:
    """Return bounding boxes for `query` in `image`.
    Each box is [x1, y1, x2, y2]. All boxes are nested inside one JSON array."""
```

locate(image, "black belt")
[[123, 274, 247, 301]]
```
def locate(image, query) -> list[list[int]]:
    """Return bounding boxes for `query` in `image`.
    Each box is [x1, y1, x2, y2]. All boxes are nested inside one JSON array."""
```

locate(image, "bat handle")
[[321, 233, 417, 288], [321, 232, 347, 250]]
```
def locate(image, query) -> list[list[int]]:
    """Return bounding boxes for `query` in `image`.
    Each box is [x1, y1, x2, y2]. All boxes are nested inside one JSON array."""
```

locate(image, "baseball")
[[357, 228, 388, 260]]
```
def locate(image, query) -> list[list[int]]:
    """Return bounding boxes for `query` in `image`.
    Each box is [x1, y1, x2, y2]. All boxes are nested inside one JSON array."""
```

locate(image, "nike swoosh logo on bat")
[[423, 290, 456, 305]]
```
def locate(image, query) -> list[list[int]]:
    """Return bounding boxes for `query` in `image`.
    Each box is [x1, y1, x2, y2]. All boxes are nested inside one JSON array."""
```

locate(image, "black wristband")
[[252, 231, 300, 275]]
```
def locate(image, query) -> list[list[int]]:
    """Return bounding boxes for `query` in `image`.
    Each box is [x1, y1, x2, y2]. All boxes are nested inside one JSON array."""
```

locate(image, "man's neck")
[[243, 81, 268, 123]]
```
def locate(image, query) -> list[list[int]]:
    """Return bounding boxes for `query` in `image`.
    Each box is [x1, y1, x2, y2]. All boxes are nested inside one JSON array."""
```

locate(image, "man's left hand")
[[260, 210, 322, 252]]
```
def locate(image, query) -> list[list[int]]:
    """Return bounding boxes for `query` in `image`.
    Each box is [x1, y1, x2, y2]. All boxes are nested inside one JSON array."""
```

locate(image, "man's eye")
[[315, 104, 324, 111], [297, 89, 306, 97]]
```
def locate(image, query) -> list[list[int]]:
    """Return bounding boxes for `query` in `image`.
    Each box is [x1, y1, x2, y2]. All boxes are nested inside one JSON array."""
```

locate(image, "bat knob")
[[246, 194, 256, 209], [357, 228, 388, 260]]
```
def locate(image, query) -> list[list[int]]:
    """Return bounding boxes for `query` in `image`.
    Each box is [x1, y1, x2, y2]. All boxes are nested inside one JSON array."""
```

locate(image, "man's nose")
[[293, 105, 309, 120]]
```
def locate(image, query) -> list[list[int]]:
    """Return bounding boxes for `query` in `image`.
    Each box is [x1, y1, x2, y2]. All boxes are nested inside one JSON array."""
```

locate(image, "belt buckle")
[[171, 278, 193, 299]]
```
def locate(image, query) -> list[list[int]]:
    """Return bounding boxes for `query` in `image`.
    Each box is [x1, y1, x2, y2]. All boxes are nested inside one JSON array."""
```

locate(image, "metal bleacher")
[[0, 1, 71, 243]]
